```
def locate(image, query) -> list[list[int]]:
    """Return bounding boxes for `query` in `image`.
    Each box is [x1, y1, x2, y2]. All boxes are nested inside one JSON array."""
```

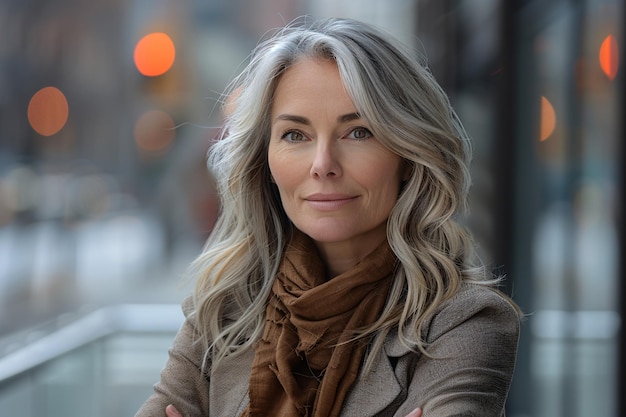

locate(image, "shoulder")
[[172, 295, 202, 347], [179, 295, 199, 332], [383, 283, 520, 357], [182, 295, 196, 318], [423, 283, 520, 344]]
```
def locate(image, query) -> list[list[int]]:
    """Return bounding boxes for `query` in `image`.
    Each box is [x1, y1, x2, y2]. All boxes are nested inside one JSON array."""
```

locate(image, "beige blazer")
[[135, 283, 520, 417]]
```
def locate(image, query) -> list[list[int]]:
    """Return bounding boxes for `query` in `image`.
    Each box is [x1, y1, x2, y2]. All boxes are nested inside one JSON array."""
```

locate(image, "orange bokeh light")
[[134, 110, 175, 153], [599, 34, 619, 81], [134, 32, 176, 77], [540, 96, 556, 142], [27, 86, 69, 136]]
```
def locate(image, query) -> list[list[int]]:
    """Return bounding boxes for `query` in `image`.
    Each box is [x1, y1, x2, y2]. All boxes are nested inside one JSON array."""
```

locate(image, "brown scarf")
[[242, 230, 396, 417]]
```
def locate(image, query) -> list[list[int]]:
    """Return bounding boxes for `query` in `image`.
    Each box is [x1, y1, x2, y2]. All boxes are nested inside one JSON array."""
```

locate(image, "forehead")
[[271, 58, 357, 117]]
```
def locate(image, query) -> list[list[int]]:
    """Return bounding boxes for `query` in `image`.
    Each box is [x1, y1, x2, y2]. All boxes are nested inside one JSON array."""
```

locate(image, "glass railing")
[[0, 304, 183, 416]]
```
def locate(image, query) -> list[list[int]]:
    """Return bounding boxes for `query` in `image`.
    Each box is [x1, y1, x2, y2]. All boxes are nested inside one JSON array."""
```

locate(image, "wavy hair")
[[190, 17, 517, 371]]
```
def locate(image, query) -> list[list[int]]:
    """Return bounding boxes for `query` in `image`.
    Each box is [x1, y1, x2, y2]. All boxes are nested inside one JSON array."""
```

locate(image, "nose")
[[310, 141, 342, 179]]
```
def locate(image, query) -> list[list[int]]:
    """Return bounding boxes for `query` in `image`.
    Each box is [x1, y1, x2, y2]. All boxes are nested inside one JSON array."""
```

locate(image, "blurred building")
[[0, 0, 623, 416]]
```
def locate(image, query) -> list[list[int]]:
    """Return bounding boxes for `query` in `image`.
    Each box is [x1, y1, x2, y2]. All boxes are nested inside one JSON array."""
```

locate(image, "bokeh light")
[[599, 34, 619, 81], [27, 87, 69, 136], [134, 110, 176, 153], [134, 32, 176, 77], [540, 96, 556, 142]]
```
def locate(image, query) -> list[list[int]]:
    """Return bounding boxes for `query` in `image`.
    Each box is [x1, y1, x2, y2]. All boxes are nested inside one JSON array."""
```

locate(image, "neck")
[[314, 238, 387, 278]]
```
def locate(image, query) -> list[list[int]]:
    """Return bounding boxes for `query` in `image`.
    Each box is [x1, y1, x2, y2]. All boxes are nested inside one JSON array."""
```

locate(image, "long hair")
[[190, 17, 517, 370]]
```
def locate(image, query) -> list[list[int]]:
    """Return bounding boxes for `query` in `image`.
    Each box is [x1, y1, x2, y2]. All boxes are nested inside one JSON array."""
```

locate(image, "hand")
[[165, 404, 183, 417], [405, 407, 423, 417]]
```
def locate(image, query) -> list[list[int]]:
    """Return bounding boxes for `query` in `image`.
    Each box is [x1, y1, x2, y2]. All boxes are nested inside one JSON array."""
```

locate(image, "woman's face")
[[268, 58, 407, 261]]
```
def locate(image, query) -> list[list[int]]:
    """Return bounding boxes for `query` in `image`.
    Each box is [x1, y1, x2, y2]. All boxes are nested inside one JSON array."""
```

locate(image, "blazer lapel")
[[342, 331, 412, 416], [210, 347, 254, 417]]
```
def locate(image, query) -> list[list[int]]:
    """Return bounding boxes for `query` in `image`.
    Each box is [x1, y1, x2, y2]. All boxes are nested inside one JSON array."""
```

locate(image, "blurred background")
[[0, 0, 623, 416]]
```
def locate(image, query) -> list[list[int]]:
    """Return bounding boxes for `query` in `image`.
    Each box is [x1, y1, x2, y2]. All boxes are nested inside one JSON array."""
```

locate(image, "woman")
[[136, 17, 521, 417]]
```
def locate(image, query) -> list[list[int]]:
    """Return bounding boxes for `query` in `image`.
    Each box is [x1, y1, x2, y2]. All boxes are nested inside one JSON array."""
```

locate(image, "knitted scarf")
[[242, 230, 396, 417]]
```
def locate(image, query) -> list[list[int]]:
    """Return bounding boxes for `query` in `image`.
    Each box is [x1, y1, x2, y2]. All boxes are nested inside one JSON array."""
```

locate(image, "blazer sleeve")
[[401, 285, 520, 417], [135, 296, 210, 417]]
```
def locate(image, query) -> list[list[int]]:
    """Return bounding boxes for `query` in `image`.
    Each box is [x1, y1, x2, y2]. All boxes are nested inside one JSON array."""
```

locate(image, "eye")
[[281, 130, 307, 142], [345, 127, 373, 140]]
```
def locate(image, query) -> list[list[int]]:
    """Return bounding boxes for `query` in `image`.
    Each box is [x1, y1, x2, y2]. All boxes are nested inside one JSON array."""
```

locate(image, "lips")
[[304, 193, 358, 210]]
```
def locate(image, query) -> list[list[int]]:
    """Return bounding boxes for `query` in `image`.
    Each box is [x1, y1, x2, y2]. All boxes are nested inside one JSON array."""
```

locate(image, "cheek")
[[363, 163, 405, 212], [360, 157, 404, 192], [268, 146, 284, 182], [268, 152, 299, 198]]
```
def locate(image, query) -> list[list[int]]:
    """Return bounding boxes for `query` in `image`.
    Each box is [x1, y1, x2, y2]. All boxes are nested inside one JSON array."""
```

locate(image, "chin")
[[301, 231, 348, 244], [293, 224, 352, 244]]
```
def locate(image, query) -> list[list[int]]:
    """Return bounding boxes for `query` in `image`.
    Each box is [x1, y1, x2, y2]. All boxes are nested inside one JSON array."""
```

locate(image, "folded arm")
[[135, 297, 210, 417]]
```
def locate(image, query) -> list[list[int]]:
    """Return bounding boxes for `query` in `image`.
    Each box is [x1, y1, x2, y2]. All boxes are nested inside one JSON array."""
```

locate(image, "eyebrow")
[[273, 112, 362, 125]]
